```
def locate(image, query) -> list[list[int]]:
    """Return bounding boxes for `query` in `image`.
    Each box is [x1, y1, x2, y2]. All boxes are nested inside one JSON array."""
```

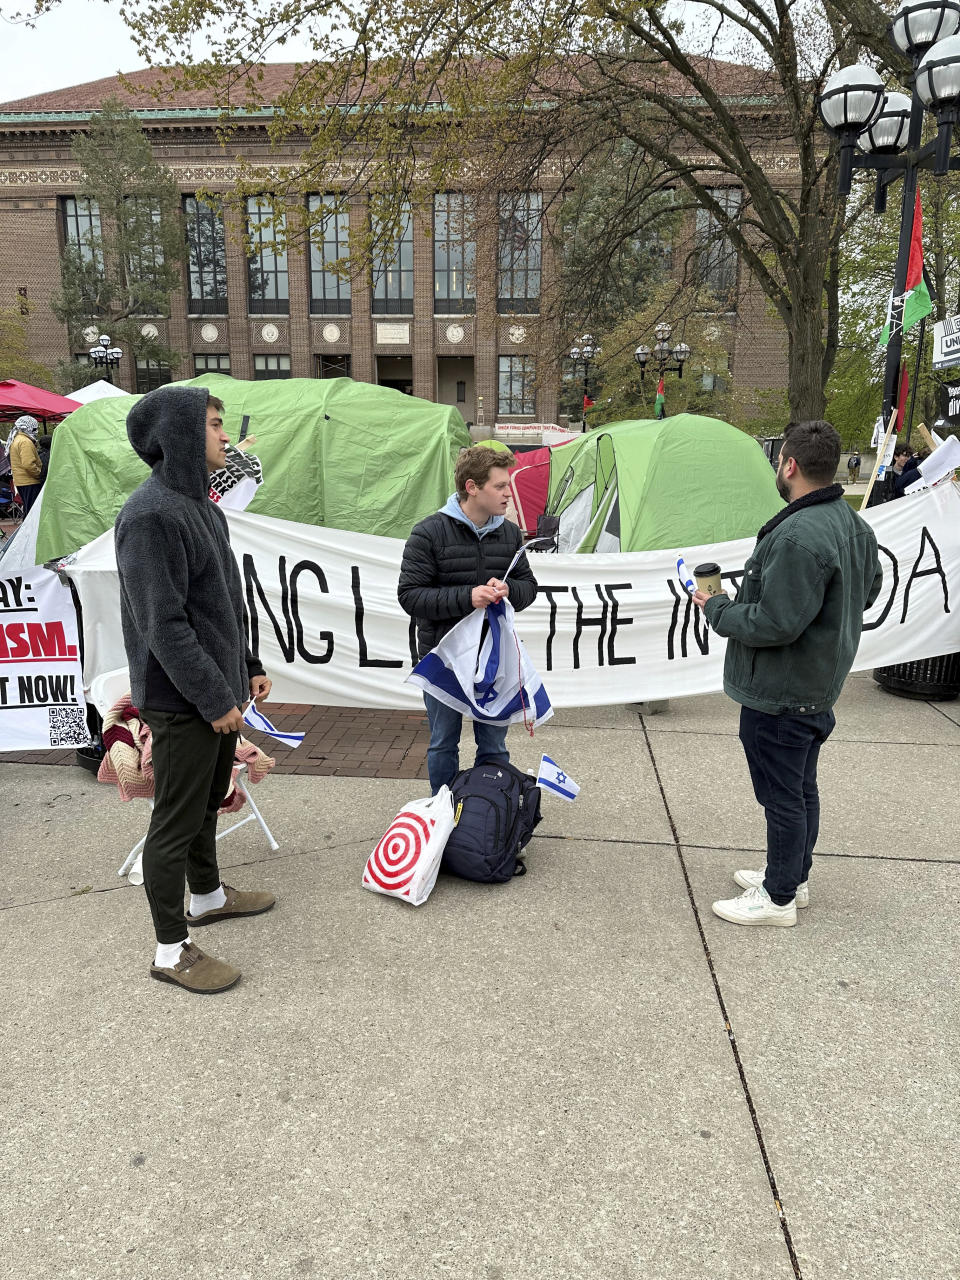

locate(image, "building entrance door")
[[376, 355, 414, 395], [437, 356, 475, 425]]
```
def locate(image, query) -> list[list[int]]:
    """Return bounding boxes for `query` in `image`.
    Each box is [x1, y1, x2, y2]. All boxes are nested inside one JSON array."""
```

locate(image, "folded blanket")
[[98, 693, 275, 810]]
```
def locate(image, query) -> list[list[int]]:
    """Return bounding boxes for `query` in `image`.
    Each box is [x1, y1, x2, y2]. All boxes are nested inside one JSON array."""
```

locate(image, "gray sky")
[[0, 0, 319, 104]]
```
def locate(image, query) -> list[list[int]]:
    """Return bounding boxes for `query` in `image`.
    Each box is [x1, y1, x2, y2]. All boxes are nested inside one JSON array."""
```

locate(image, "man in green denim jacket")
[[693, 420, 882, 928]]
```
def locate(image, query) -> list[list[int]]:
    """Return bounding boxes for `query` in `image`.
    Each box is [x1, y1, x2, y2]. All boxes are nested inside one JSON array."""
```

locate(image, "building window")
[[316, 354, 351, 378], [60, 196, 102, 265], [60, 196, 103, 312], [372, 203, 414, 315], [135, 359, 172, 393], [696, 187, 742, 305], [194, 353, 231, 375], [498, 355, 536, 416], [184, 196, 228, 315], [247, 197, 289, 315], [498, 192, 541, 314], [434, 193, 476, 315], [123, 196, 167, 314], [254, 354, 291, 380], [308, 195, 351, 316]]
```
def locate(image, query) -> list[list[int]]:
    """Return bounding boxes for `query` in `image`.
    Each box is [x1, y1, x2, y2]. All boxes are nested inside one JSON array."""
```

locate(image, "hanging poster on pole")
[[0, 566, 90, 750], [932, 315, 960, 372]]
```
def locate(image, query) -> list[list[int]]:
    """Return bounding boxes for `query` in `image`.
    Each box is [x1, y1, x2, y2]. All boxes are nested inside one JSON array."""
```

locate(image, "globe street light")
[[88, 334, 124, 385], [569, 333, 601, 426], [819, 0, 960, 474], [633, 323, 690, 384]]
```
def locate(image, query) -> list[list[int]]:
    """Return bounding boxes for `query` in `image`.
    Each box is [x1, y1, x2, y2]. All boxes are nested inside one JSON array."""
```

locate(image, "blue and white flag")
[[242, 700, 305, 748], [537, 754, 580, 801], [406, 598, 553, 728]]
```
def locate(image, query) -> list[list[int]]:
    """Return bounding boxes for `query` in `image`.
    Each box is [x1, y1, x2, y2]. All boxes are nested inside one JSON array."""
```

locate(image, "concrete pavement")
[[2, 673, 959, 1279]]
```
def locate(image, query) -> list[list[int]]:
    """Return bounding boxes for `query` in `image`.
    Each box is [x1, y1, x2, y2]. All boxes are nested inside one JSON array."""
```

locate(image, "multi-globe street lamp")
[[819, 0, 960, 466], [634, 322, 690, 417], [569, 333, 601, 426], [88, 334, 124, 384]]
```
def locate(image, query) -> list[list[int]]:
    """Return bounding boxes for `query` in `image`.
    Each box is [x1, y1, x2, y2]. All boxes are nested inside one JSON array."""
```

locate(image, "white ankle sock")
[[155, 937, 191, 968], [189, 884, 227, 915]]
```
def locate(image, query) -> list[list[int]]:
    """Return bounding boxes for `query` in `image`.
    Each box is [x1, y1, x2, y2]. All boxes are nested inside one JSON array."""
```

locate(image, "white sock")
[[154, 937, 191, 968], [189, 884, 227, 915]]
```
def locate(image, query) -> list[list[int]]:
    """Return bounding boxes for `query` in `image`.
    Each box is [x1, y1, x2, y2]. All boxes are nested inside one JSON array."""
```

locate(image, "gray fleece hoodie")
[[114, 385, 263, 722]]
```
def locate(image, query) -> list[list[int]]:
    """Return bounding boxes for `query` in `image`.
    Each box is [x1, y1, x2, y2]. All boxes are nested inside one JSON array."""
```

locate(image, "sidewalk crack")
[[640, 716, 804, 1280]]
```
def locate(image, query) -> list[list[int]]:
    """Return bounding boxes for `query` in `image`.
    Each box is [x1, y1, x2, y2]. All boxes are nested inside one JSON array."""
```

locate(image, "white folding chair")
[[90, 668, 280, 885]]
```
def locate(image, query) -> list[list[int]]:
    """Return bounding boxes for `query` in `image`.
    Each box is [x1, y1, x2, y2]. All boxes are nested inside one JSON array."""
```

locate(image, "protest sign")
[[0, 565, 89, 750], [66, 484, 960, 711]]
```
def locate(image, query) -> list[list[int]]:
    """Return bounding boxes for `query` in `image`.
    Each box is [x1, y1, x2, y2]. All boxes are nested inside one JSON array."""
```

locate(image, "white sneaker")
[[712, 884, 797, 927], [734, 868, 809, 909]]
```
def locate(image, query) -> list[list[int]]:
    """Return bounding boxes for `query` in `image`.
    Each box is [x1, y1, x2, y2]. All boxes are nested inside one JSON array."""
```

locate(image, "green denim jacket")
[[704, 486, 883, 715]]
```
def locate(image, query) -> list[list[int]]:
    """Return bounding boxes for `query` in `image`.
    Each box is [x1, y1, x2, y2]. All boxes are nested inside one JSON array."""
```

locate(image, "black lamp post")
[[569, 333, 601, 427], [88, 333, 124, 385], [634, 322, 690, 417], [819, 1, 960, 472]]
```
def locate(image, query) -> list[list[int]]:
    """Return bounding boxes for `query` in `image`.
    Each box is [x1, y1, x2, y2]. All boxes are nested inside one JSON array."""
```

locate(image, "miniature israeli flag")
[[537, 754, 580, 801], [242, 700, 305, 748], [407, 598, 553, 727]]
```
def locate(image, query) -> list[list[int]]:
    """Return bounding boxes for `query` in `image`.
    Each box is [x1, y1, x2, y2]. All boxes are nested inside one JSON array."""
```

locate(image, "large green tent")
[[546, 414, 785, 552], [36, 374, 470, 561]]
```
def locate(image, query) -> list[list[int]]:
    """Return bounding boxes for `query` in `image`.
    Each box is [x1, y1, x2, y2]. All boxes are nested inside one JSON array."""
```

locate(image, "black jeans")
[[18, 482, 41, 515], [141, 709, 237, 944], [738, 705, 835, 905]]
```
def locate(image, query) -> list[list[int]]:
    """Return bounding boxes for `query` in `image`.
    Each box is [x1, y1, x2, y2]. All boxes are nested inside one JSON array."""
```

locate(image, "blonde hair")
[[454, 445, 515, 499]]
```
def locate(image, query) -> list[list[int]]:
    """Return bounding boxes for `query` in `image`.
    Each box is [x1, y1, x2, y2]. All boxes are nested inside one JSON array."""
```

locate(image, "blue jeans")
[[738, 705, 836, 905], [423, 694, 510, 794]]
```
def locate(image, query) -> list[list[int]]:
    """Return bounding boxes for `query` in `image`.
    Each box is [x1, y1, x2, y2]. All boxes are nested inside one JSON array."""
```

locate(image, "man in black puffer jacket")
[[398, 445, 538, 792]]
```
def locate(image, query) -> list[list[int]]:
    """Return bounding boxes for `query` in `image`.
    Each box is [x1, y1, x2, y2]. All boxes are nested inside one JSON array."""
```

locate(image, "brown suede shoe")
[[150, 942, 241, 994], [185, 883, 276, 927]]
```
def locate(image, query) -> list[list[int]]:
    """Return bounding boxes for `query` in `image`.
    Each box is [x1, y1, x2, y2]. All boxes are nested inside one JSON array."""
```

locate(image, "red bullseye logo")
[[365, 811, 435, 894]]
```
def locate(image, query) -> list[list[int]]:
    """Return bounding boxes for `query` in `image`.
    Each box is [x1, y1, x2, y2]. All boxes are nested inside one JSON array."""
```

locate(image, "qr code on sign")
[[48, 706, 89, 747]]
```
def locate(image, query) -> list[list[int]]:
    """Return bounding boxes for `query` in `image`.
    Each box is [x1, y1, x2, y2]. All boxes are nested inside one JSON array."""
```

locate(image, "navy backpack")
[[442, 760, 542, 883]]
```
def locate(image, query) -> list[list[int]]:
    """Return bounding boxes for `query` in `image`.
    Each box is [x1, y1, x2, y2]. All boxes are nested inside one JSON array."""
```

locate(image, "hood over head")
[[126, 385, 210, 500]]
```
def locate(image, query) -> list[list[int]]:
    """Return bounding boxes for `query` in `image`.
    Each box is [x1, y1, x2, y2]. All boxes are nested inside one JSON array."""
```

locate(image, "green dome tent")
[[35, 374, 470, 562], [546, 414, 785, 553]]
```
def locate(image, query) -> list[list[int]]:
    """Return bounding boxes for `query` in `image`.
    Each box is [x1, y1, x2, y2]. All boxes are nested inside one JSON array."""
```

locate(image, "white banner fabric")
[[66, 484, 960, 710], [0, 565, 90, 749]]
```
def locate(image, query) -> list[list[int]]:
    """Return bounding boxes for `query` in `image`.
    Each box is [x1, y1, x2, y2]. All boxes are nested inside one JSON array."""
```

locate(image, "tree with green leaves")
[[13, 0, 885, 422], [827, 178, 960, 447], [52, 99, 186, 387], [8, 0, 917, 422], [0, 304, 55, 388]]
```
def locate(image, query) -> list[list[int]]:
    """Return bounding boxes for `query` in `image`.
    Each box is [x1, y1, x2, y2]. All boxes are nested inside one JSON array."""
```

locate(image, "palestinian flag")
[[583, 393, 595, 409], [654, 375, 666, 419], [880, 188, 932, 346]]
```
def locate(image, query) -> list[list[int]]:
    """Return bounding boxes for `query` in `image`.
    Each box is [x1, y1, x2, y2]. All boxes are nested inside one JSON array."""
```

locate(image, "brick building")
[[0, 68, 791, 422]]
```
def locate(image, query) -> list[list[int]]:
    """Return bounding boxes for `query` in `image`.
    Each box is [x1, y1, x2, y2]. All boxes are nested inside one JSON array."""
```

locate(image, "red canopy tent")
[[506, 439, 579, 536], [0, 380, 81, 422]]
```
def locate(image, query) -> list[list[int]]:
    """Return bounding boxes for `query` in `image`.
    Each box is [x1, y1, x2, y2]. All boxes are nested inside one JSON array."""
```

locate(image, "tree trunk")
[[786, 299, 828, 422]]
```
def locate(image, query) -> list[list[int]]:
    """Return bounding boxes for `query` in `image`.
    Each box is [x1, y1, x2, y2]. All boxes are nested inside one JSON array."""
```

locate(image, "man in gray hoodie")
[[115, 386, 275, 994]]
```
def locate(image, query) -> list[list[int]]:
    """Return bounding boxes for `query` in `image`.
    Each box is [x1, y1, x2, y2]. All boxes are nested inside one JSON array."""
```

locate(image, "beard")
[[775, 465, 791, 503]]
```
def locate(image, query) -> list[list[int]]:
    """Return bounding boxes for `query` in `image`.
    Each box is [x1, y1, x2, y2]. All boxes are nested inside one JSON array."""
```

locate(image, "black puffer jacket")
[[398, 511, 538, 659]]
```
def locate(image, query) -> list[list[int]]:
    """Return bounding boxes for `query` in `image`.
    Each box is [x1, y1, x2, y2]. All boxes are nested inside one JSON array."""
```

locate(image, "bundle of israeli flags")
[[407, 598, 553, 727], [242, 700, 305, 748]]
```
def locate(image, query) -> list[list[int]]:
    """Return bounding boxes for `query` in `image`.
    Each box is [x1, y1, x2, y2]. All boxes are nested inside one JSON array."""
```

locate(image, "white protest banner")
[[0, 565, 90, 749], [66, 484, 960, 710]]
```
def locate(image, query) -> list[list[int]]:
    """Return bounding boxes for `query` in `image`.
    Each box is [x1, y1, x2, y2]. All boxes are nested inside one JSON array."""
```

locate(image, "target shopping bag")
[[362, 787, 455, 906]]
